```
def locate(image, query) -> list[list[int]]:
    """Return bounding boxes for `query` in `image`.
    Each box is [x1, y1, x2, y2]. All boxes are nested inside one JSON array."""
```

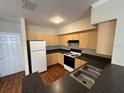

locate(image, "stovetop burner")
[[64, 52, 81, 58]]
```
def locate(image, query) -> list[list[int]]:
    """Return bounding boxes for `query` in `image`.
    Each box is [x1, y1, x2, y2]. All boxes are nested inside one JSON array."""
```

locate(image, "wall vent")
[[22, 0, 37, 11], [91, 0, 110, 8]]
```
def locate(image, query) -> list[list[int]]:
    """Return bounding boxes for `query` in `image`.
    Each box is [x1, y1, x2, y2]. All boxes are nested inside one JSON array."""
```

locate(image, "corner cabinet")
[[47, 53, 59, 66], [47, 53, 64, 66], [75, 58, 87, 69]]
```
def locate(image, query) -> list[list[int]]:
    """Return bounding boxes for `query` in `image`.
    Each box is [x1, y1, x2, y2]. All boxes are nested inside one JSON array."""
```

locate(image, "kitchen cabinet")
[[59, 30, 97, 49], [59, 35, 68, 46], [59, 33, 79, 46], [58, 53, 64, 66], [27, 30, 97, 48], [79, 32, 88, 48], [26, 32, 59, 46], [97, 20, 116, 55], [71, 33, 79, 40], [41, 34, 59, 46], [88, 30, 97, 49], [67, 33, 79, 40], [47, 53, 64, 66], [47, 53, 59, 66], [75, 58, 87, 69]]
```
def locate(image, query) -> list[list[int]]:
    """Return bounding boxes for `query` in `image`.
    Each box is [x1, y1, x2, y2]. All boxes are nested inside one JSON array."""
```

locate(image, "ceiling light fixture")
[[51, 16, 64, 24]]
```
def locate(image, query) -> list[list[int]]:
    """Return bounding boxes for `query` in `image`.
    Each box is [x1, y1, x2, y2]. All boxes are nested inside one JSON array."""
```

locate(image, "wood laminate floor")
[[0, 64, 68, 93]]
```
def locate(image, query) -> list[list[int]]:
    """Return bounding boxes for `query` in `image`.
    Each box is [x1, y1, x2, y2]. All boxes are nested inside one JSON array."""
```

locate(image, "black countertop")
[[47, 75, 88, 93], [46, 46, 124, 93], [47, 63, 124, 93], [46, 46, 111, 59], [88, 63, 124, 93]]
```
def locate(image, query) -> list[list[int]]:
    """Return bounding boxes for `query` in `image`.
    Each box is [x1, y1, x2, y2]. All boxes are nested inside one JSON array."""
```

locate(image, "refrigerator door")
[[30, 41, 46, 51], [31, 51, 47, 73]]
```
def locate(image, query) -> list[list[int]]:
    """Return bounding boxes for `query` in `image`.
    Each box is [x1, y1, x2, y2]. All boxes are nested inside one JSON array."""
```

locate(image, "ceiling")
[[0, 0, 98, 28]]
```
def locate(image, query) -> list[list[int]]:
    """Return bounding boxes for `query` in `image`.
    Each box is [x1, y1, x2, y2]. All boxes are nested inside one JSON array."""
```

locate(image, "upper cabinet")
[[68, 33, 79, 40], [59, 33, 79, 46], [27, 30, 98, 49], [26, 32, 59, 46], [41, 34, 59, 46], [79, 32, 88, 48], [88, 30, 97, 49], [59, 30, 97, 49], [96, 20, 116, 55]]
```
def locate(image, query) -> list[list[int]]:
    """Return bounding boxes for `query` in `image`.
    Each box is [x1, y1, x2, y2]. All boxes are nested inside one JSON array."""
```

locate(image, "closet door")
[[0, 33, 24, 77]]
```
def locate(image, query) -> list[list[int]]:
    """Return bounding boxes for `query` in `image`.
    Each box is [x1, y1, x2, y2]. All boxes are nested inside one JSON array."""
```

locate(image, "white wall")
[[27, 25, 57, 34], [0, 18, 21, 33], [57, 16, 96, 34], [91, 0, 124, 66], [21, 18, 29, 75]]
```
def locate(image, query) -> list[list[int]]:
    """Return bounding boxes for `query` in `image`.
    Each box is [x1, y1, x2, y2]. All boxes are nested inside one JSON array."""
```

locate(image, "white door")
[[0, 33, 24, 77], [31, 51, 47, 73]]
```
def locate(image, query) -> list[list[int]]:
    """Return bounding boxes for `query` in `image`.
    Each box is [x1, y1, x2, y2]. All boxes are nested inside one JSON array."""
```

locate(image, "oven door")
[[64, 55, 75, 71]]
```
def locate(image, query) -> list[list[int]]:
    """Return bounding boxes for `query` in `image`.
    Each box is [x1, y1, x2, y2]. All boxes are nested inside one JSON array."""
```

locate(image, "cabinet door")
[[51, 35, 59, 46], [79, 32, 88, 48], [88, 30, 97, 49], [59, 35, 68, 46], [58, 53, 64, 66], [71, 33, 79, 40], [75, 58, 87, 69], [47, 53, 59, 66], [59, 35, 64, 46]]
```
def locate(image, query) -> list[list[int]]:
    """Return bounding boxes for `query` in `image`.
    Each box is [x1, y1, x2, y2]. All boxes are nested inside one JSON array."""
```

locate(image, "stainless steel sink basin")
[[82, 65, 102, 78], [71, 70, 95, 89], [70, 65, 102, 89]]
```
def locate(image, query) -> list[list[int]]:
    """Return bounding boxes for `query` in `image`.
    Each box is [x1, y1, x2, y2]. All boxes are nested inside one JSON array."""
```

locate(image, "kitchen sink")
[[70, 65, 102, 89], [82, 65, 102, 78]]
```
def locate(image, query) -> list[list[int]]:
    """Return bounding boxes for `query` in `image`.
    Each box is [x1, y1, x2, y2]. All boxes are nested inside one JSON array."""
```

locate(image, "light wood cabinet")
[[66, 33, 79, 40], [47, 53, 64, 66], [47, 53, 87, 69], [59, 33, 79, 46], [79, 32, 88, 48], [58, 53, 64, 66], [75, 58, 87, 69], [59, 30, 97, 49], [70, 33, 79, 40], [41, 34, 59, 46], [97, 20, 116, 55], [88, 30, 97, 49], [59, 35, 68, 46], [47, 53, 59, 66], [27, 30, 97, 49], [26, 32, 59, 46]]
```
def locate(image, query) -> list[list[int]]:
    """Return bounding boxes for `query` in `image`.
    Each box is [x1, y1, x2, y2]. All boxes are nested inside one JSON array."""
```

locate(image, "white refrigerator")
[[27, 40, 47, 74]]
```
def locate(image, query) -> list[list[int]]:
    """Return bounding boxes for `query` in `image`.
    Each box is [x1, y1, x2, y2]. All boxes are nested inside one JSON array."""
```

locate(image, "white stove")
[[64, 51, 81, 58], [64, 49, 82, 72]]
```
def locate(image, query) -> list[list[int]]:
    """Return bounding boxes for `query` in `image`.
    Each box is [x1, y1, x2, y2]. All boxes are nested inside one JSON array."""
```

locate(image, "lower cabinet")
[[75, 58, 87, 69], [47, 53, 64, 66], [58, 53, 64, 66], [47, 53, 86, 69]]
